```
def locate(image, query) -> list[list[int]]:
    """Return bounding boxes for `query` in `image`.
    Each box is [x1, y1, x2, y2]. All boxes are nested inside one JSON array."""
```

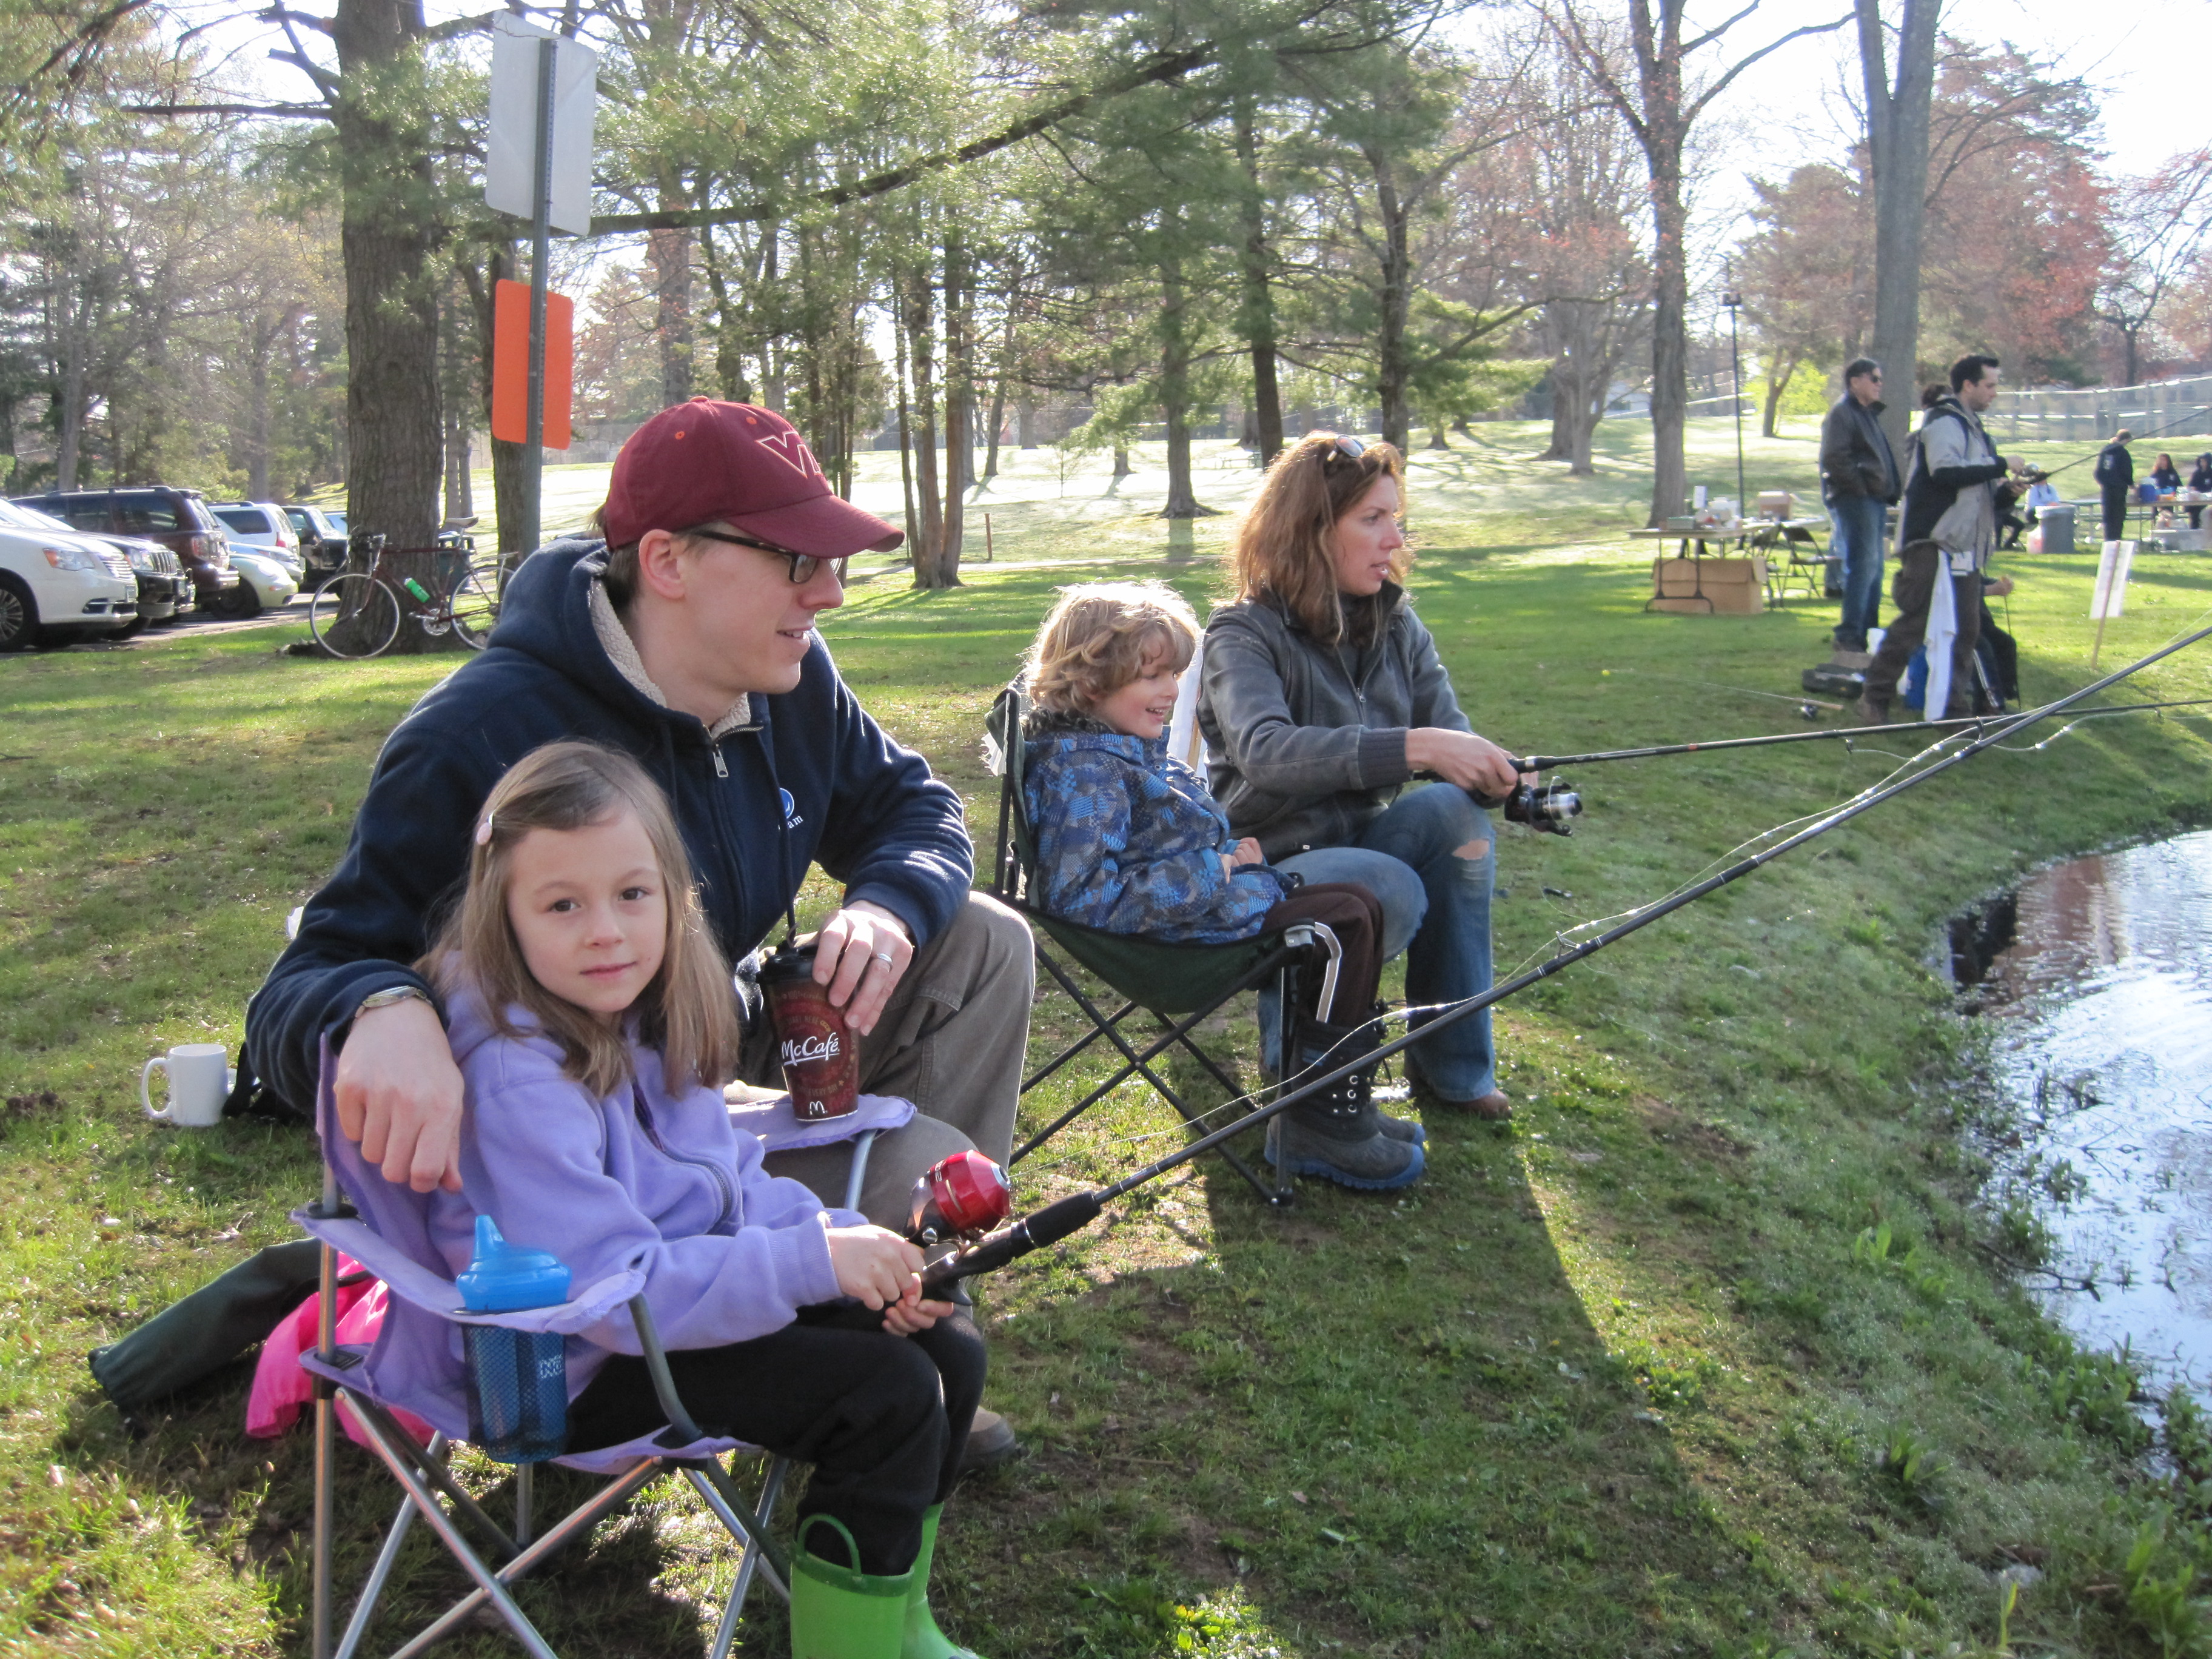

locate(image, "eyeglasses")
[[1318, 434, 1367, 464], [685, 526, 848, 586]]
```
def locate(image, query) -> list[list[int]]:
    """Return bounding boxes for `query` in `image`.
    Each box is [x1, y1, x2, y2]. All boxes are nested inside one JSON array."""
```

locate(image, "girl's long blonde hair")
[[420, 741, 743, 1098], [1225, 434, 1407, 642], [1023, 580, 1201, 716]]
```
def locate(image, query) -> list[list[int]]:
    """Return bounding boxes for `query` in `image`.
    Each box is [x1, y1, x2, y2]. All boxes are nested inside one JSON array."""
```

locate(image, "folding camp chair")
[[986, 683, 1346, 1208], [296, 1042, 881, 1659]]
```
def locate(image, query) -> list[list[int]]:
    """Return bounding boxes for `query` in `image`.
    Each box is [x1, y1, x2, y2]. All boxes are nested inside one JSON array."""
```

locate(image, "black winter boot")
[[1266, 1018, 1424, 1191]]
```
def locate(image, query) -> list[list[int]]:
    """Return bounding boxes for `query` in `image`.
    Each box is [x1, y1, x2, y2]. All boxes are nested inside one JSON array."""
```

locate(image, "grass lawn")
[[11, 418, 2212, 1657]]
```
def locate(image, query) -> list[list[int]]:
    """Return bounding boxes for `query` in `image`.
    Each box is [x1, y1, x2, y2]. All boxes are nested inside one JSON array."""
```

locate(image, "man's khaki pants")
[[746, 891, 1033, 1226]]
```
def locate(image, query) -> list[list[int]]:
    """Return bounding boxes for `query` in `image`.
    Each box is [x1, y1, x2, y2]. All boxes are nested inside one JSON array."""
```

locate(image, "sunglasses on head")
[[684, 526, 849, 585], [1318, 433, 1367, 465]]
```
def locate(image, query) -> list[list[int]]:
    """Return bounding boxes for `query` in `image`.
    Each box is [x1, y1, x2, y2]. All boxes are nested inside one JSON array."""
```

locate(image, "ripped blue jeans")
[[1262, 783, 1497, 1101]]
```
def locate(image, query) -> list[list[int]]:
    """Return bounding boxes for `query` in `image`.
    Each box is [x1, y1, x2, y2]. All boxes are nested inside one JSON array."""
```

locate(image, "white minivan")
[[0, 500, 140, 650]]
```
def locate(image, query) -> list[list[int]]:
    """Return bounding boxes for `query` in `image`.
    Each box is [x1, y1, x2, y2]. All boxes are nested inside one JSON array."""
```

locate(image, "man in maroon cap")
[[244, 398, 1031, 1464]]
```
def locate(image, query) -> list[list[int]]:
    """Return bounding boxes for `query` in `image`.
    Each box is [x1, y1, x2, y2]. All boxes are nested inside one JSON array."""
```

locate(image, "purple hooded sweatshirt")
[[366, 985, 862, 1430]]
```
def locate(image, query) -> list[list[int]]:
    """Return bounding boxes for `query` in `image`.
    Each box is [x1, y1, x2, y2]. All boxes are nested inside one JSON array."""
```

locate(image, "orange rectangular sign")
[[491, 278, 574, 449]]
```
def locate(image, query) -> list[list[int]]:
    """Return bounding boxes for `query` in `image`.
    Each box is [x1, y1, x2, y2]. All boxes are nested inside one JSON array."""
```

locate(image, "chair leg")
[[345, 1396, 558, 1659], [383, 1458, 663, 1659], [514, 1461, 534, 1548], [683, 1458, 792, 1601], [708, 1455, 790, 1659], [311, 1235, 338, 1659], [346, 1394, 518, 1558], [333, 1433, 445, 1659]]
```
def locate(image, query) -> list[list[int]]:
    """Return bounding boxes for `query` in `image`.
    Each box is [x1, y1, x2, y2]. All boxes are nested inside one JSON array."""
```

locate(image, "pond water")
[[1957, 830, 2212, 1389]]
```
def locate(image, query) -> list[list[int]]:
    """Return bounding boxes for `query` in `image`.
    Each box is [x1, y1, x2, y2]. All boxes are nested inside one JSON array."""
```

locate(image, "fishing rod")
[[1510, 696, 2212, 771], [919, 620, 2212, 1300], [2026, 404, 2212, 482]]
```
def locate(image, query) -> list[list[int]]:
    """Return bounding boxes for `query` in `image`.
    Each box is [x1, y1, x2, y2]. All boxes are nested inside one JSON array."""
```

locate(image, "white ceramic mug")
[[141, 1044, 233, 1127]]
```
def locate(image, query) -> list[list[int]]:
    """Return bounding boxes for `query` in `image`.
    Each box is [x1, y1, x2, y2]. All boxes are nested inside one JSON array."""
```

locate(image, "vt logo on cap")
[[758, 431, 825, 480]]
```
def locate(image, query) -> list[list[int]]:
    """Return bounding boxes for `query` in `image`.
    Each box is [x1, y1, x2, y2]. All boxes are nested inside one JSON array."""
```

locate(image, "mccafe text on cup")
[[759, 945, 860, 1120]]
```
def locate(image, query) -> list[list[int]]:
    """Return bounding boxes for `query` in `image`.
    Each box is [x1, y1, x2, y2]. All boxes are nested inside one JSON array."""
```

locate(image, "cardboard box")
[[1651, 556, 1766, 614]]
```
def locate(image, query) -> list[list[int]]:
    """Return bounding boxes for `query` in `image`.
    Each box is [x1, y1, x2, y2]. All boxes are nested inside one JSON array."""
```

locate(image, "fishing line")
[[2026, 405, 2212, 482], [931, 620, 2212, 1296], [1015, 636, 2212, 1184]]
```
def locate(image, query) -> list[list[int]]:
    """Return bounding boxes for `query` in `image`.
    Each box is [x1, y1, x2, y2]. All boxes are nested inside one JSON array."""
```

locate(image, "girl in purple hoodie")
[[411, 740, 986, 1658]]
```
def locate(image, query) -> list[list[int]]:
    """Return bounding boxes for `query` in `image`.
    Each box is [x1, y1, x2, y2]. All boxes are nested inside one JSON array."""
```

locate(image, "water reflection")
[[1976, 830, 2212, 1389]]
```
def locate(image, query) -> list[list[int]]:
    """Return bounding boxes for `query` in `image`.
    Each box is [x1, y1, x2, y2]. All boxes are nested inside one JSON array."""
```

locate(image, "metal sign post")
[[486, 15, 596, 560], [521, 36, 556, 559]]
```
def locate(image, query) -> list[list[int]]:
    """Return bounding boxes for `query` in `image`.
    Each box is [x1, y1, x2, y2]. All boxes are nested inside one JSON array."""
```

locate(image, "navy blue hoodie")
[[245, 540, 973, 1112]]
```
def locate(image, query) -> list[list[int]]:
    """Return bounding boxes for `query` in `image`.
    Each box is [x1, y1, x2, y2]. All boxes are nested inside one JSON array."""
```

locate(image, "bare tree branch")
[[1685, 13, 1851, 124]]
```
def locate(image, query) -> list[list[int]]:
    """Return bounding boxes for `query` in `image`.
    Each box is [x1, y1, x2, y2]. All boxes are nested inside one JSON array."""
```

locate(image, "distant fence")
[[1988, 376, 2212, 444]]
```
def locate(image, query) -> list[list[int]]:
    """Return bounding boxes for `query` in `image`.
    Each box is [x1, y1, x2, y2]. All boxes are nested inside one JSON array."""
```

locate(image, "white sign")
[[485, 13, 598, 238], [2091, 538, 2135, 620]]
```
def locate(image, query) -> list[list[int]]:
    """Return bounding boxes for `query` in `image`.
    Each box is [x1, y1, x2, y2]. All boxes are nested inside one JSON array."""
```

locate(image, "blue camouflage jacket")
[[1023, 717, 1290, 941]]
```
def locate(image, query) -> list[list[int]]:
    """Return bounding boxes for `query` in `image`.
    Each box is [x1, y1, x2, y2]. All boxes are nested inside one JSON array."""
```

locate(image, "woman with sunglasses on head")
[[243, 397, 1034, 1469], [1196, 433, 1526, 1178]]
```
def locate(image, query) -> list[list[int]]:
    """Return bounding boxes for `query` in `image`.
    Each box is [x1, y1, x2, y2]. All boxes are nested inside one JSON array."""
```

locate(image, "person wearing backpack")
[[2094, 429, 2135, 545], [1857, 355, 2023, 725]]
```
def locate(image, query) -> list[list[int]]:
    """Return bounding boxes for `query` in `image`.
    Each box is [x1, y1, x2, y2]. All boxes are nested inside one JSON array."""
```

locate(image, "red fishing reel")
[[907, 1150, 1012, 1247]]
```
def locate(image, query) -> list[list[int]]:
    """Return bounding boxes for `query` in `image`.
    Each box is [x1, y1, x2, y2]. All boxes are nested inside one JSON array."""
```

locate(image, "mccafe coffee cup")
[[759, 945, 860, 1121]]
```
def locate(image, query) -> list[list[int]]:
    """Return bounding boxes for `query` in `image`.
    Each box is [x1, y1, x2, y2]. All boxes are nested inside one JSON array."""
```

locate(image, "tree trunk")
[[892, 277, 917, 555], [1158, 255, 1211, 519], [647, 216, 694, 406], [244, 324, 273, 500], [332, 0, 444, 646], [937, 227, 970, 581], [905, 264, 950, 588], [1232, 103, 1285, 466], [1644, 147, 1689, 526], [1112, 444, 1132, 478], [1369, 149, 1414, 452], [1542, 375, 1574, 460], [1017, 400, 1036, 447], [1759, 353, 1798, 438], [983, 378, 1005, 479], [695, 225, 754, 401], [443, 401, 473, 522], [1859, 0, 1937, 457], [55, 279, 89, 490]]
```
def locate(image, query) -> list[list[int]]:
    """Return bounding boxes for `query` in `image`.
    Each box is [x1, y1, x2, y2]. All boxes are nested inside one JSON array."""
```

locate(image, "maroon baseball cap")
[[598, 398, 903, 554]]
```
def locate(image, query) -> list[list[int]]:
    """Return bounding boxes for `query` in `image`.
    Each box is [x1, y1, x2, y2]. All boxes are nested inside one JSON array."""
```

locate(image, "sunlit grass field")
[[11, 420, 2212, 1655]]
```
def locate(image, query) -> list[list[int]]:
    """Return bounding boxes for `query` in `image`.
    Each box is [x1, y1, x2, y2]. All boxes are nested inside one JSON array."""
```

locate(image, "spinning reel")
[[907, 1150, 1013, 1249]]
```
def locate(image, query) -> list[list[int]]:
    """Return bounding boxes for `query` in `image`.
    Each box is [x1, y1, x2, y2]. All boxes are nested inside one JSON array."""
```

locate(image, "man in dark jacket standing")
[[2094, 428, 2136, 545], [1858, 356, 2021, 724], [245, 398, 1034, 1453], [1817, 357, 1901, 662]]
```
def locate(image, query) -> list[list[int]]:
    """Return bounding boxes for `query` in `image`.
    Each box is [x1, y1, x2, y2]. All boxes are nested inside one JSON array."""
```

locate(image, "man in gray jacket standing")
[[1858, 355, 2020, 723], [1818, 358, 1900, 663]]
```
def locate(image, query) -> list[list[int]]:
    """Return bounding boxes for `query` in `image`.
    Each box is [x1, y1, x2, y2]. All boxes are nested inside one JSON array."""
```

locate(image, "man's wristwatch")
[[355, 985, 431, 1018]]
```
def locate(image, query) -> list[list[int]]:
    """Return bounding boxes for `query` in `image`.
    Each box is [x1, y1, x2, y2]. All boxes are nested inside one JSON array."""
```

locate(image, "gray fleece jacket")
[[1196, 584, 1472, 858]]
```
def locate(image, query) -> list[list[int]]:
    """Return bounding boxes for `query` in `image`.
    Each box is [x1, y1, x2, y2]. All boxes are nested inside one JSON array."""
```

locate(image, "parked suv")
[[210, 501, 303, 572], [15, 486, 245, 613], [0, 500, 139, 649]]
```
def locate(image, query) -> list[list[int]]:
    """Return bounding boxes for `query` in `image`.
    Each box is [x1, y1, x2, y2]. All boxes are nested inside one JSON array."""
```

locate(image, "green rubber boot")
[[902, 1504, 984, 1659], [789, 1516, 913, 1659]]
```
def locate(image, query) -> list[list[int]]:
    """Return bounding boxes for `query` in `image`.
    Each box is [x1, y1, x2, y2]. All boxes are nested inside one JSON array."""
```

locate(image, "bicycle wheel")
[[450, 561, 501, 649], [308, 572, 401, 659]]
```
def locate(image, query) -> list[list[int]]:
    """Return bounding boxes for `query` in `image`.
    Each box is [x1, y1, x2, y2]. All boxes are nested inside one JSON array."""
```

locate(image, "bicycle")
[[307, 536, 502, 659]]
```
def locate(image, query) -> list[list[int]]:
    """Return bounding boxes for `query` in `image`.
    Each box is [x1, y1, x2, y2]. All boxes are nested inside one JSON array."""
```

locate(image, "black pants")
[[568, 1309, 987, 1575], [1864, 541, 1984, 716], [2102, 488, 2131, 542], [1261, 881, 1384, 1027]]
